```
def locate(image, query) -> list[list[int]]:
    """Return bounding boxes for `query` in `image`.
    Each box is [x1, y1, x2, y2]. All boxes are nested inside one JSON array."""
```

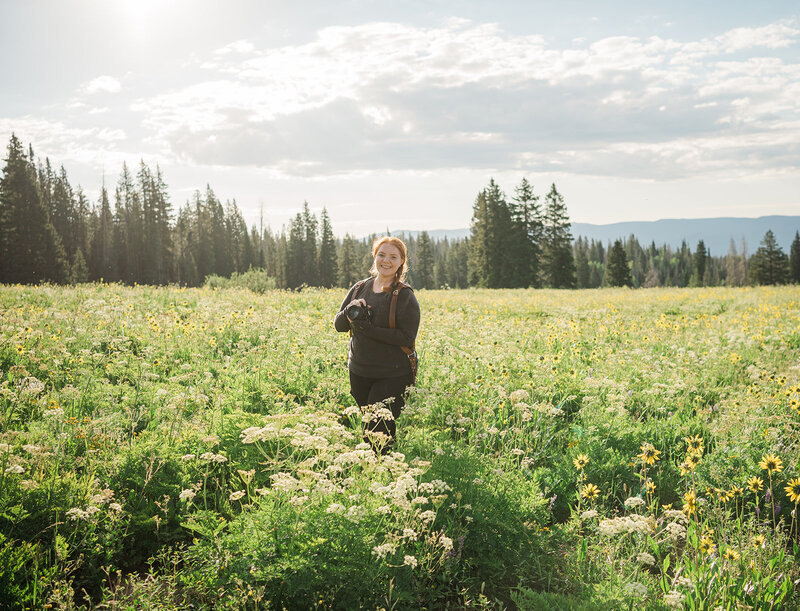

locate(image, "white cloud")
[[214, 39, 256, 55], [83, 75, 122, 94], [124, 19, 800, 180]]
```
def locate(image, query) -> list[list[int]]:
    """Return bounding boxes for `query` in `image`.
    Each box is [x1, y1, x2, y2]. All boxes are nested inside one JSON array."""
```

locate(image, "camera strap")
[[389, 282, 417, 380]]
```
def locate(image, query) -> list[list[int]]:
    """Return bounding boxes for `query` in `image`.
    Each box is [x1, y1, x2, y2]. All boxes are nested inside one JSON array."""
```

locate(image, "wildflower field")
[[2, 284, 800, 610]]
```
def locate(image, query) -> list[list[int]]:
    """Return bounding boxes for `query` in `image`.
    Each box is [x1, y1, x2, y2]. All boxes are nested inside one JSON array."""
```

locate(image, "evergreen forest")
[[2, 135, 799, 290]]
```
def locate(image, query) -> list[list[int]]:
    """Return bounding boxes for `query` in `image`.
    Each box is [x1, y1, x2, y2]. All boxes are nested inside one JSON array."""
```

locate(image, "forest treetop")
[[1, 135, 798, 289]]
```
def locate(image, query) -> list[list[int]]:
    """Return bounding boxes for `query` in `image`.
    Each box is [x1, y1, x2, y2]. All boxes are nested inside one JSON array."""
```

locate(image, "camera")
[[346, 303, 372, 322]]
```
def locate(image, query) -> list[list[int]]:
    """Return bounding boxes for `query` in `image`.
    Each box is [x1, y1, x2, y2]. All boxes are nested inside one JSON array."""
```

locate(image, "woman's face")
[[374, 243, 403, 280]]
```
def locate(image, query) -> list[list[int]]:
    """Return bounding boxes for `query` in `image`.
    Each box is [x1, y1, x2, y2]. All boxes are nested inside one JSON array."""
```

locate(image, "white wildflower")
[[66, 507, 88, 521], [418, 510, 436, 524], [109, 502, 123, 512], [580, 509, 599, 520], [637, 552, 656, 566], [402, 528, 418, 541], [371, 542, 397, 559], [664, 590, 685, 608], [440, 535, 453, 551], [509, 389, 530, 404], [624, 582, 648, 597], [345, 505, 368, 523], [665, 522, 687, 540], [326, 503, 345, 514], [270, 472, 301, 492], [403, 555, 418, 568], [179, 489, 196, 502], [624, 497, 646, 509], [5, 465, 24, 474], [229, 491, 246, 501]]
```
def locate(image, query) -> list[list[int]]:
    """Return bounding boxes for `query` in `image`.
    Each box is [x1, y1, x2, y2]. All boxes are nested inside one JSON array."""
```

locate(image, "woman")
[[334, 236, 420, 451]]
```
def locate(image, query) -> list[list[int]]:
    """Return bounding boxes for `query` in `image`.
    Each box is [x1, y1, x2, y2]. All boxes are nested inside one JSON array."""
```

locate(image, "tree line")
[[1, 134, 799, 290]]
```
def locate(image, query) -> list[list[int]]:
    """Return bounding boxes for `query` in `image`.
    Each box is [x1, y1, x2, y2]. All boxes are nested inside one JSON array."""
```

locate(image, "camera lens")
[[346, 304, 364, 320]]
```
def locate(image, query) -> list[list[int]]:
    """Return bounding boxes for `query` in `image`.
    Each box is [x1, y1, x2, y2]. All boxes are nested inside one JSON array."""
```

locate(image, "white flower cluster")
[[199, 452, 227, 463], [665, 521, 687, 540], [624, 496, 646, 509], [598, 514, 654, 536], [509, 389, 530, 405], [240, 423, 281, 444], [624, 582, 648, 597], [289, 431, 330, 451], [179, 489, 196, 502], [344, 505, 368, 523], [270, 472, 302, 492], [664, 590, 686, 608], [580, 509, 599, 520], [636, 552, 656, 566], [371, 542, 397, 559]]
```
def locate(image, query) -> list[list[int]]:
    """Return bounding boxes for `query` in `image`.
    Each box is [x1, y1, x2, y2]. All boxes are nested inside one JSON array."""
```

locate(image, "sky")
[[1, 0, 798, 236]]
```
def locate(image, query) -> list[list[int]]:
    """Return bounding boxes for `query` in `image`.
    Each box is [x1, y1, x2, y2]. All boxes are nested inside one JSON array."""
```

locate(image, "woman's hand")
[[346, 298, 367, 323]]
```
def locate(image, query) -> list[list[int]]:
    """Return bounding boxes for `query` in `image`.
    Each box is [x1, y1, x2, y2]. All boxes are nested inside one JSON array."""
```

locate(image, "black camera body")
[[346, 303, 372, 322]]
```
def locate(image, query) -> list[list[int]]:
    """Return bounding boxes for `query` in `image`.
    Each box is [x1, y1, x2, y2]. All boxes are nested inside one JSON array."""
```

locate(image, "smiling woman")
[[334, 236, 421, 453]]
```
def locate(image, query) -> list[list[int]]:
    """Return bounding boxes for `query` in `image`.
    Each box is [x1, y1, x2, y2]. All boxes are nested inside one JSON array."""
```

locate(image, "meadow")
[[1, 283, 800, 610]]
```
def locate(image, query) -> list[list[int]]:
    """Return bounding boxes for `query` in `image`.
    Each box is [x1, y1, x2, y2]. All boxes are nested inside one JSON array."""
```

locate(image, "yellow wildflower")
[[573, 454, 590, 470], [638, 443, 661, 466], [580, 483, 601, 500], [784, 478, 800, 504], [759, 454, 783, 473], [685, 435, 704, 456]]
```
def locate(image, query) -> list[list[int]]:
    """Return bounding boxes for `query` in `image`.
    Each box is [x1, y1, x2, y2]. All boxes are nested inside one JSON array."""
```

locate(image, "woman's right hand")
[[346, 298, 367, 323]]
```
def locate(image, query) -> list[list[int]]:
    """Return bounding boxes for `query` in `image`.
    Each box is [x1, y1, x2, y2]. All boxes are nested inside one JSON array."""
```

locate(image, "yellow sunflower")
[[747, 476, 764, 493], [573, 454, 590, 470], [699, 537, 716, 555], [580, 483, 601, 500], [722, 547, 740, 561], [685, 435, 704, 456], [683, 490, 697, 516], [751, 534, 766, 548], [759, 454, 783, 473], [638, 443, 662, 466], [784, 478, 800, 504]]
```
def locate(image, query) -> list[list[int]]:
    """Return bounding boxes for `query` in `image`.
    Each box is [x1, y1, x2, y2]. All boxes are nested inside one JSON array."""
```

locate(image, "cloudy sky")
[[1, 0, 798, 235]]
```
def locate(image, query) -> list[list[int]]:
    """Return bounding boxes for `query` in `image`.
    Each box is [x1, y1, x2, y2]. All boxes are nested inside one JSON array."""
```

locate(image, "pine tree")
[[415, 230, 434, 289], [70, 248, 88, 283], [0, 135, 68, 283], [301, 201, 318, 286], [790, 231, 800, 284], [89, 186, 115, 281], [605, 239, 632, 287], [690, 240, 707, 287], [510, 177, 542, 287], [541, 184, 575, 288], [317, 208, 338, 287], [338, 234, 359, 287], [468, 190, 490, 287], [468, 179, 513, 288], [574, 238, 590, 288], [749, 230, 789, 285]]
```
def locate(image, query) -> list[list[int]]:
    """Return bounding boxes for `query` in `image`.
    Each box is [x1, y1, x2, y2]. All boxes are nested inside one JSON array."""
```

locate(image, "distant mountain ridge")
[[391, 216, 800, 255]]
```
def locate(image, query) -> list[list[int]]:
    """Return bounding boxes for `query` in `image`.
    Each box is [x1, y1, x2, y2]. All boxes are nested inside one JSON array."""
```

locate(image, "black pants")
[[349, 370, 414, 445]]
